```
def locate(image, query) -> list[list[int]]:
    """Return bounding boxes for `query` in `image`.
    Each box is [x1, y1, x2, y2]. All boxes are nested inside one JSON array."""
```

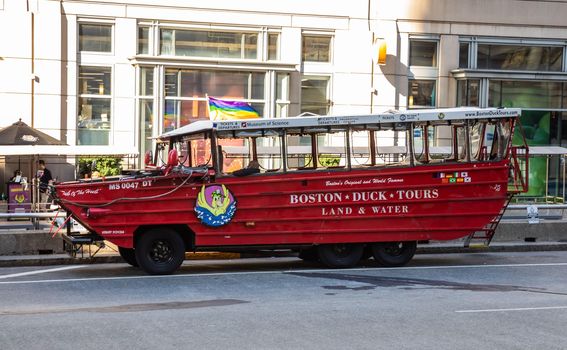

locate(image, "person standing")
[[37, 160, 53, 209]]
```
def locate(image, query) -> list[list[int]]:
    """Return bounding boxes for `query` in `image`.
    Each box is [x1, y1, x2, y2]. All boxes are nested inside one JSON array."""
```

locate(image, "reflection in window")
[[138, 26, 150, 54], [302, 35, 332, 62], [140, 100, 154, 162], [165, 69, 264, 100], [477, 44, 562, 71], [409, 40, 437, 67], [488, 80, 564, 109], [276, 73, 290, 118], [78, 66, 112, 145], [301, 76, 330, 115], [408, 80, 436, 109], [79, 23, 112, 52], [79, 66, 111, 95], [268, 33, 279, 60], [159, 29, 258, 59], [457, 80, 480, 107], [139, 67, 154, 96], [164, 100, 208, 132], [163, 69, 266, 129], [78, 98, 111, 145], [459, 42, 469, 68], [162, 68, 289, 130]]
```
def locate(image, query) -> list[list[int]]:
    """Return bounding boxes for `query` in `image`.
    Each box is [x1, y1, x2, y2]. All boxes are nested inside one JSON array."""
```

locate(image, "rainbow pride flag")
[[208, 96, 260, 120]]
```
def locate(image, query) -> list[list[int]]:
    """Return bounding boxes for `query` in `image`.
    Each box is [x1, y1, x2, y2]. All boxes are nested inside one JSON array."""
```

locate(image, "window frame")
[[300, 75, 332, 115], [158, 27, 261, 60], [409, 38, 439, 67], [77, 19, 114, 54], [408, 79, 437, 109], [301, 33, 333, 63], [77, 65, 113, 145]]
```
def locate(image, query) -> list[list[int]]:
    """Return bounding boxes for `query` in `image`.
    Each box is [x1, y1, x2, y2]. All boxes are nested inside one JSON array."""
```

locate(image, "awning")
[[521, 146, 567, 156], [0, 145, 138, 156]]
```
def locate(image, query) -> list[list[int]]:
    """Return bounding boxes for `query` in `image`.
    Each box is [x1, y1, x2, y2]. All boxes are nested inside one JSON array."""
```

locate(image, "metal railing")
[[504, 204, 567, 221]]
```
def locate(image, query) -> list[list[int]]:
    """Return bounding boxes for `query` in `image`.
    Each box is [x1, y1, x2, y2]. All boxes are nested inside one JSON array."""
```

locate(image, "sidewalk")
[[0, 218, 566, 268], [0, 236, 566, 268]]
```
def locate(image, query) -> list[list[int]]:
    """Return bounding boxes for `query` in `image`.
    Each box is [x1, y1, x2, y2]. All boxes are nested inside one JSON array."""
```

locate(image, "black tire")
[[118, 247, 138, 267], [317, 243, 364, 268], [298, 247, 319, 262], [371, 241, 417, 267], [361, 246, 373, 261], [135, 228, 185, 275]]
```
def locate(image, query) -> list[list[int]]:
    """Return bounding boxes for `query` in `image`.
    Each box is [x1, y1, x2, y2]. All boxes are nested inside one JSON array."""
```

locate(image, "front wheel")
[[317, 243, 363, 268], [135, 228, 185, 275], [118, 247, 138, 267], [371, 241, 417, 267]]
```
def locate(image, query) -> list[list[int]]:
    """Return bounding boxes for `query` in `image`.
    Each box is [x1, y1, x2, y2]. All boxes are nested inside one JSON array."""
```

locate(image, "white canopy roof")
[[0, 145, 139, 156], [158, 107, 521, 140], [520, 146, 567, 155]]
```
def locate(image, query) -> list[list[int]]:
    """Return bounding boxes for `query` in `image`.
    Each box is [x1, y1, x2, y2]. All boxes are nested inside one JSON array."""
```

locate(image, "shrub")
[[78, 157, 122, 178]]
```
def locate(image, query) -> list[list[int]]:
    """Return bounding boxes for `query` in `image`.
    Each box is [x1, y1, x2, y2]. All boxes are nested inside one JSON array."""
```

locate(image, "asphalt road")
[[0, 251, 567, 350]]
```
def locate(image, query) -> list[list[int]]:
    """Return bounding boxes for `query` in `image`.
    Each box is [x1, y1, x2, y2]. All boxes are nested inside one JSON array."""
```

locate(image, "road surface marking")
[[456, 306, 567, 313], [0, 265, 85, 280], [0, 261, 566, 285]]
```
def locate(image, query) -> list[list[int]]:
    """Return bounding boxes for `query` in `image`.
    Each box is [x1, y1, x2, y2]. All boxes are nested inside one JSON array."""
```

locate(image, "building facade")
[[1, 0, 567, 199]]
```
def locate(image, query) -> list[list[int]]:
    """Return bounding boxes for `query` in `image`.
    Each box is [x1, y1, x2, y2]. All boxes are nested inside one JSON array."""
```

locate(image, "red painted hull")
[[55, 161, 509, 249]]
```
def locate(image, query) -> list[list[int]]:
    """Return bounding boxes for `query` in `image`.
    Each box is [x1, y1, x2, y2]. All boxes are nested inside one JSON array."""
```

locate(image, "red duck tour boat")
[[54, 107, 528, 274]]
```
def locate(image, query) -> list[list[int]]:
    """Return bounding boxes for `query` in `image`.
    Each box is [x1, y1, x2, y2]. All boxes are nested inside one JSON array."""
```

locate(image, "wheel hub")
[[149, 240, 173, 263]]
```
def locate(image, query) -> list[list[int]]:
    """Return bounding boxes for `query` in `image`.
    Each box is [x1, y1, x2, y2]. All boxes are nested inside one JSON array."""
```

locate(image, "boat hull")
[[55, 161, 509, 249]]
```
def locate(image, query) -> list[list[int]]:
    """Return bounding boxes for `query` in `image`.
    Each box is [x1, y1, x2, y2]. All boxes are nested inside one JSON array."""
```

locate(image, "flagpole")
[[205, 94, 211, 120]]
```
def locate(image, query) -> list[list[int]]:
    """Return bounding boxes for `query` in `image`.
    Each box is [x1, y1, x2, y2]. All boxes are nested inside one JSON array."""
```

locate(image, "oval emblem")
[[194, 184, 237, 227]]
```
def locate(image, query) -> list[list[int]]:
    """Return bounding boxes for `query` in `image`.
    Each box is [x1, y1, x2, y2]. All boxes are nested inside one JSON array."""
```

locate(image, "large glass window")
[[164, 69, 266, 131], [409, 40, 437, 67], [302, 35, 332, 62], [488, 80, 564, 109], [478, 44, 563, 71], [78, 66, 112, 145], [79, 23, 112, 52], [408, 80, 436, 109], [160, 29, 258, 59], [301, 76, 330, 115]]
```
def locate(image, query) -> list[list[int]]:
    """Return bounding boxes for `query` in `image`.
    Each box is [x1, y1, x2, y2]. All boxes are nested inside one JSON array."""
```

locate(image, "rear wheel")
[[371, 241, 417, 267], [317, 243, 363, 268], [118, 247, 138, 267], [135, 228, 185, 275], [298, 247, 319, 262]]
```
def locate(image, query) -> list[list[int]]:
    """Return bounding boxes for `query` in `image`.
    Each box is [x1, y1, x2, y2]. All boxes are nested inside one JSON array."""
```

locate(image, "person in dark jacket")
[[37, 160, 53, 209]]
